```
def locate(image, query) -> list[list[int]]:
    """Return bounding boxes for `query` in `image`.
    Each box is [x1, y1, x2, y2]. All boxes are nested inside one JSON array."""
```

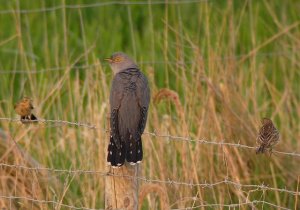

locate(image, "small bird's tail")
[[107, 136, 126, 167], [126, 136, 143, 165], [256, 145, 265, 154], [30, 114, 37, 121], [20, 114, 38, 124]]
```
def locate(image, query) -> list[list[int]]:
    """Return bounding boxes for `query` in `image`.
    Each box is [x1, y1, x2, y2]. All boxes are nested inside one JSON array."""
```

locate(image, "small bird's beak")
[[104, 58, 113, 63]]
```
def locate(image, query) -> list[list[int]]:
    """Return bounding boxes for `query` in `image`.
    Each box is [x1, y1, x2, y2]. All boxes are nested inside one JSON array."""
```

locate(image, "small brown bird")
[[256, 118, 280, 154], [14, 97, 38, 123]]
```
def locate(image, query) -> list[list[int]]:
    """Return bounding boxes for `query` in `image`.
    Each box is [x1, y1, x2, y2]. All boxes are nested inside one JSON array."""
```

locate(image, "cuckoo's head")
[[105, 52, 138, 74]]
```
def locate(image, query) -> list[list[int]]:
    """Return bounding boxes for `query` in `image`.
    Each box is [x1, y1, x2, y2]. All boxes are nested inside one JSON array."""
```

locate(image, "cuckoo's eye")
[[113, 56, 123, 63]]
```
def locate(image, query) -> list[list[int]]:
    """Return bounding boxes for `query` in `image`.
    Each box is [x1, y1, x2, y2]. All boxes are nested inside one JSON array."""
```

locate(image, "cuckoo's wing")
[[136, 73, 150, 134], [110, 74, 125, 148], [110, 74, 125, 109]]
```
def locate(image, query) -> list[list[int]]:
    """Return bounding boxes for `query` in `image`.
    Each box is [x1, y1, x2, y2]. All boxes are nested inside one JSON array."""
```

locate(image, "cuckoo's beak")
[[104, 58, 113, 63]]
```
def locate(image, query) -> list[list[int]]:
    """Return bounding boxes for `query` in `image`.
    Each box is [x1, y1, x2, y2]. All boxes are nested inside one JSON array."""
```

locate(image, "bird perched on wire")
[[256, 118, 280, 154], [105, 52, 150, 167], [14, 97, 38, 124]]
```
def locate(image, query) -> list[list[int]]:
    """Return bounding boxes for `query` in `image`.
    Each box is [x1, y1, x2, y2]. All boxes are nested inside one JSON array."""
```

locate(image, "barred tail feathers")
[[107, 136, 126, 167], [126, 136, 143, 165]]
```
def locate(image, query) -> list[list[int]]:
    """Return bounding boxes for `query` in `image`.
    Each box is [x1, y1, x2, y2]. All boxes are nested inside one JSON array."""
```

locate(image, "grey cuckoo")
[[105, 52, 150, 167]]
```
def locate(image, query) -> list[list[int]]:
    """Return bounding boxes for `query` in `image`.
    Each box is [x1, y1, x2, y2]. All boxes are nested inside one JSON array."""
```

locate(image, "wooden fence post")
[[105, 114, 139, 210], [105, 164, 139, 210]]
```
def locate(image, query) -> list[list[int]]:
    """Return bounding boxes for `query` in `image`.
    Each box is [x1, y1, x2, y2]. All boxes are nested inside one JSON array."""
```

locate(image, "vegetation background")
[[0, 0, 299, 209]]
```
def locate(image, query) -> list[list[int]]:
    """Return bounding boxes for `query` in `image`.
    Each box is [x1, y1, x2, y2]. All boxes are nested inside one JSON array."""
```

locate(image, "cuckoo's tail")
[[126, 136, 143, 165], [107, 136, 126, 167]]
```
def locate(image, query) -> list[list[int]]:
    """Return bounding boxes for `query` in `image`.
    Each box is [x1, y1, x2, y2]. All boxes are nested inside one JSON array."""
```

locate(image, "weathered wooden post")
[[105, 164, 139, 210]]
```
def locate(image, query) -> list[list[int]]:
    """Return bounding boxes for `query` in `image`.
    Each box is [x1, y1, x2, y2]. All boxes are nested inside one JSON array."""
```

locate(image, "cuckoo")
[[105, 52, 150, 167]]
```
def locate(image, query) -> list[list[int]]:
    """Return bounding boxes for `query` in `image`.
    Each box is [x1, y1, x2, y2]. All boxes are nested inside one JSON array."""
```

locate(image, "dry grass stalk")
[[153, 88, 193, 207], [0, 129, 58, 210], [138, 184, 170, 210], [153, 88, 184, 119]]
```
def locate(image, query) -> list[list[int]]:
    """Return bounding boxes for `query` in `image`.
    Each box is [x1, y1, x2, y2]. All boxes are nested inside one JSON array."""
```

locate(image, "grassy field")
[[0, 0, 299, 209]]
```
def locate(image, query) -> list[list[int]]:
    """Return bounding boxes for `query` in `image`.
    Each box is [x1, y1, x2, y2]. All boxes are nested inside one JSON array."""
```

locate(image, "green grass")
[[0, 0, 299, 209]]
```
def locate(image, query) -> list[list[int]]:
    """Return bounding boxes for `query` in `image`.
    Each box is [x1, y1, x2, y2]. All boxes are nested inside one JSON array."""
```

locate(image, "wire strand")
[[0, 195, 291, 210], [0, 163, 299, 196], [0, 195, 103, 210], [172, 200, 290, 210], [0, 51, 297, 74], [0, 0, 208, 14]]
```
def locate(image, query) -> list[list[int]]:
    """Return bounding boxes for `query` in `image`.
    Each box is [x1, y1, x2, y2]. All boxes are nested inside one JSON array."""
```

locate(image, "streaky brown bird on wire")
[[256, 118, 280, 154], [14, 97, 38, 124], [105, 52, 150, 167]]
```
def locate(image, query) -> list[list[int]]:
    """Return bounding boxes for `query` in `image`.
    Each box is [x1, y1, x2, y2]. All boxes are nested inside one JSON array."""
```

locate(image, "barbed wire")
[[0, 63, 101, 74], [144, 131, 300, 157], [0, 118, 298, 209], [0, 163, 299, 196], [0, 0, 208, 15], [0, 194, 291, 210], [0, 195, 291, 210], [173, 200, 291, 210], [1, 117, 299, 157], [0, 117, 97, 129], [0, 51, 297, 74], [0, 195, 103, 210], [0, 118, 100, 130]]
